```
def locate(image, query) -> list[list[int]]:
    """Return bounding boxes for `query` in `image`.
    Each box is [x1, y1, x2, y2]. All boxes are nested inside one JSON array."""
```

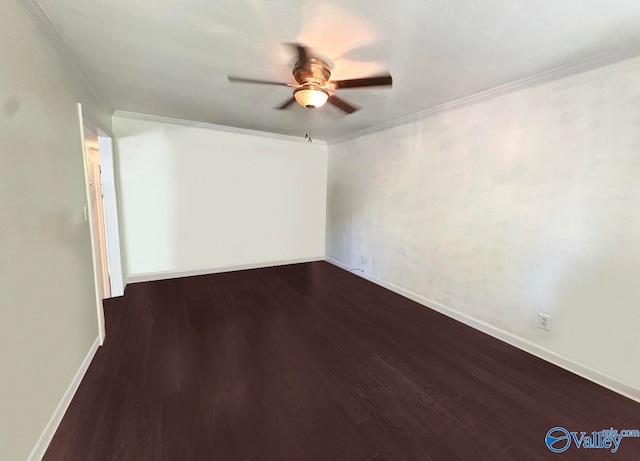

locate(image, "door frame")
[[77, 104, 123, 344], [98, 135, 125, 297], [85, 127, 111, 298]]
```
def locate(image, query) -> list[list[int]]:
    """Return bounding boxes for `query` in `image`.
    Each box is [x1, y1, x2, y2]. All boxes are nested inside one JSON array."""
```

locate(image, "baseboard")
[[126, 256, 325, 284], [325, 257, 640, 404], [27, 336, 100, 461]]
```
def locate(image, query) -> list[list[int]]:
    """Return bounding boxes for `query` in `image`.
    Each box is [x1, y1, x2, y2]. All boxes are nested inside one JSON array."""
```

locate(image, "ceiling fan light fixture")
[[294, 86, 329, 109], [228, 44, 391, 117]]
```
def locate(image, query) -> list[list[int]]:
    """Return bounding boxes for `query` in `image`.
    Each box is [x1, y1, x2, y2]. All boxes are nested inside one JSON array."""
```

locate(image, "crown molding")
[[17, 0, 640, 148], [17, 0, 113, 112], [112, 110, 328, 145], [330, 42, 640, 145]]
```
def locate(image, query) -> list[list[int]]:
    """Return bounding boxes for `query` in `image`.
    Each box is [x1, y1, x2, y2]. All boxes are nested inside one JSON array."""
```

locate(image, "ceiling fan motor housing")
[[293, 57, 332, 86], [292, 57, 332, 108]]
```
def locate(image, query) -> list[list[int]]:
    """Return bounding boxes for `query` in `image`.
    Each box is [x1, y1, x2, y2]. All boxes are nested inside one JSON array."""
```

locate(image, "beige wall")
[[0, 1, 112, 459], [327, 56, 640, 393], [113, 114, 327, 280]]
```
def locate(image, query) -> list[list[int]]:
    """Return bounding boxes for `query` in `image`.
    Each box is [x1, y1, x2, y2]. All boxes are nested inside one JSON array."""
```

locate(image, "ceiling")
[[35, 0, 640, 141]]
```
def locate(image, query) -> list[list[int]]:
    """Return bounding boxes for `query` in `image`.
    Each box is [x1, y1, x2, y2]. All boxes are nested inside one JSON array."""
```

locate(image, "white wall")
[[327, 56, 640, 394], [0, 1, 112, 459], [113, 114, 327, 280]]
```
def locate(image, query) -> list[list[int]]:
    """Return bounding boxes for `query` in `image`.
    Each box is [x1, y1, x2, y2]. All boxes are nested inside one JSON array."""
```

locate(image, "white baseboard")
[[126, 256, 325, 284], [27, 336, 100, 461], [325, 257, 640, 404]]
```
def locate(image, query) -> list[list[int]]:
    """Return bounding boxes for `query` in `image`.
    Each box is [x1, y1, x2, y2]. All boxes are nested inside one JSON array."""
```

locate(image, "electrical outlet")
[[360, 254, 367, 265], [538, 313, 551, 331]]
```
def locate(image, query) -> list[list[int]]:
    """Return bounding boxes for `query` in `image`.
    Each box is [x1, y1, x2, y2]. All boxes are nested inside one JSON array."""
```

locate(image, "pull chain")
[[304, 108, 313, 143]]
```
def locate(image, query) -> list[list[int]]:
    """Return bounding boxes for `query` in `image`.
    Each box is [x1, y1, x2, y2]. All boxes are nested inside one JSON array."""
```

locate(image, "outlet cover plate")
[[538, 313, 552, 331]]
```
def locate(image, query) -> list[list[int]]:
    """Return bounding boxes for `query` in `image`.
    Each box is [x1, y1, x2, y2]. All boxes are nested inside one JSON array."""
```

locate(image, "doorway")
[[79, 105, 124, 343], [84, 126, 111, 296]]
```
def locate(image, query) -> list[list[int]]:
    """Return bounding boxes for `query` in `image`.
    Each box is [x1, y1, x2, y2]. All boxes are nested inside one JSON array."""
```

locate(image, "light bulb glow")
[[294, 87, 329, 108]]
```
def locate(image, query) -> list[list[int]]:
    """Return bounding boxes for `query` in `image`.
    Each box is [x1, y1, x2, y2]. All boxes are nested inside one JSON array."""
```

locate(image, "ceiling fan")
[[227, 44, 392, 114]]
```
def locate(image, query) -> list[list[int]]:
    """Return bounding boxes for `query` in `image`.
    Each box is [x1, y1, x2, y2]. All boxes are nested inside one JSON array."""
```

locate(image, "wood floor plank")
[[44, 262, 640, 460], [110, 387, 145, 460], [54, 375, 112, 461], [364, 387, 426, 441], [284, 368, 359, 460], [267, 371, 336, 461], [273, 422, 310, 461], [356, 417, 412, 461], [323, 404, 379, 461], [160, 437, 183, 461]]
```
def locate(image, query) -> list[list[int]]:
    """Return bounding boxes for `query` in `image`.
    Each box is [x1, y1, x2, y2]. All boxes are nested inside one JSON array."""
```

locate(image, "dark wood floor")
[[44, 261, 640, 460]]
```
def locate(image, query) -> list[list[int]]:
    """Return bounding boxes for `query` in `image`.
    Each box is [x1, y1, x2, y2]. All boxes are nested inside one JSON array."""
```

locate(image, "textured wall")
[[327, 56, 640, 390], [0, 1, 112, 459]]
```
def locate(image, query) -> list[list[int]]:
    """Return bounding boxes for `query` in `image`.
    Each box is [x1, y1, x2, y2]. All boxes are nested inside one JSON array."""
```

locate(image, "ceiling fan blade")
[[332, 74, 393, 89], [287, 43, 310, 66], [275, 97, 297, 110], [328, 95, 359, 114], [228, 76, 290, 86]]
